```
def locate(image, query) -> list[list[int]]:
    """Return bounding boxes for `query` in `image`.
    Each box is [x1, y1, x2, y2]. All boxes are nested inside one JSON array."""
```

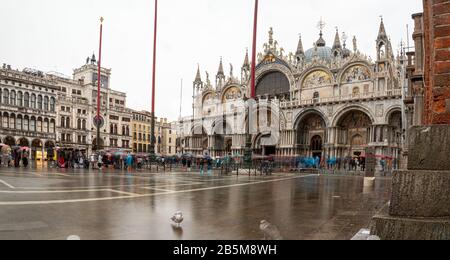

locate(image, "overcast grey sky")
[[0, 0, 423, 121]]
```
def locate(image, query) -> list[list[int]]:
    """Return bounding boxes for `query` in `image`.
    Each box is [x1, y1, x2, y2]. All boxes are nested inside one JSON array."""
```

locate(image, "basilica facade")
[[179, 19, 405, 165]]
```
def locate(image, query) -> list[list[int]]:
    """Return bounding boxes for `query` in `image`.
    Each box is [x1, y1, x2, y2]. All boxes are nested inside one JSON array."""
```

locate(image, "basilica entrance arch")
[[225, 139, 232, 154], [253, 133, 277, 156], [248, 104, 281, 156], [191, 125, 208, 156], [295, 111, 327, 157], [211, 120, 232, 157], [335, 110, 373, 158], [310, 135, 323, 158]]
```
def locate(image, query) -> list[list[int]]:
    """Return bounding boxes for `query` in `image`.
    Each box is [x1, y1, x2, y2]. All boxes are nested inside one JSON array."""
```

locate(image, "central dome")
[[305, 46, 332, 62]]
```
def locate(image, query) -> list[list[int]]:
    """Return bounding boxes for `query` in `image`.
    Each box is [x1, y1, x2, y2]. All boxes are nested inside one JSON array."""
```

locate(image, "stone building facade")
[[371, 0, 450, 240], [0, 65, 58, 159], [131, 111, 177, 156], [70, 57, 133, 153], [0, 56, 135, 156], [158, 118, 177, 156], [179, 19, 406, 166], [132, 110, 152, 153]]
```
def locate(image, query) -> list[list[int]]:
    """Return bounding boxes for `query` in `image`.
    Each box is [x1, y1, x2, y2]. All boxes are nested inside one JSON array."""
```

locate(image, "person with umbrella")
[[58, 153, 66, 168], [126, 152, 133, 171], [47, 148, 55, 168], [21, 147, 30, 168], [181, 157, 187, 171], [206, 155, 213, 176], [97, 153, 103, 170], [380, 157, 386, 172], [187, 157, 192, 172], [11, 146, 20, 168], [1, 145, 12, 167]]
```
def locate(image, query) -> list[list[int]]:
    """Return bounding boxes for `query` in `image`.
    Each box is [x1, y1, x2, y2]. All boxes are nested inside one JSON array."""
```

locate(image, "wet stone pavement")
[[0, 168, 392, 240]]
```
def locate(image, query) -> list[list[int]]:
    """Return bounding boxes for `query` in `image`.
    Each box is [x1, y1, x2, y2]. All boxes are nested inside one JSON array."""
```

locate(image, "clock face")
[[93, 115, 105, 129]]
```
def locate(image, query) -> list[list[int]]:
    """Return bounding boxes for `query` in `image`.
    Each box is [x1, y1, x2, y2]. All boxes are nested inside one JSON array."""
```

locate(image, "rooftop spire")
[[296, 34, 304, 55], [217, 57, 224, 76], [378, 16, 388, 40], [243, 48, 250, 67], [332, 27, 342, 50], [194, 64, 202, 83]]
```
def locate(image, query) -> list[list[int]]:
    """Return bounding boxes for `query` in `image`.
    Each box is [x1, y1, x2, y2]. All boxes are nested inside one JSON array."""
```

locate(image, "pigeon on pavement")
[[259, 220, 283, 240], [171, 211, 184, 227]]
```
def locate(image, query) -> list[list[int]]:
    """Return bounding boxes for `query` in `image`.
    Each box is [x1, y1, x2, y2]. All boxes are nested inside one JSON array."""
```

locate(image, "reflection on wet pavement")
[[0, 168, 391, 240]]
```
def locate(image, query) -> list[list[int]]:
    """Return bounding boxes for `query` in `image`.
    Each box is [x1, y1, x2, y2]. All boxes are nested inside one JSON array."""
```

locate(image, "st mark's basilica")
[[178, 18, 405, 166]]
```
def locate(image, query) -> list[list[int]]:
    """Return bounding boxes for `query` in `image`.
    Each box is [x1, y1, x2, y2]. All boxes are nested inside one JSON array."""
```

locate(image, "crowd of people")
[[91, 152, 145, 170], [56, 150, 150, 171], [0, 144, 398, 174], [295, 155, 398, 172], [0, 146, 30, 168], [56, 150, 88, 169]]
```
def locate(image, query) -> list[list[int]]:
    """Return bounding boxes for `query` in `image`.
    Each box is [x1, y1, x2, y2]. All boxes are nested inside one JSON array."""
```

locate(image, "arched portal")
[[18, 138, 29, 147], [253, 133, 278, 156], [336, 110, 372, 158], [249, 105, 280, 156], [191, 126, 208, 156], [296, 112, 326, 157], [211, 121, 233, 157], [31, 139, 43, 160], [45, 141, 55, 160], [225, 139, 232, 154], [310, 135, 323, 157]]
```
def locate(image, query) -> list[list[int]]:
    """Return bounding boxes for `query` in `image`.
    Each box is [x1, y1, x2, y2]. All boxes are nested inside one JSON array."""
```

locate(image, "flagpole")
[[244, 0, 258, 167], [96, 17, 104, 152], [150, 0, 158, 157], [250, 0, 258, 98], [179, 79, 183, 120]]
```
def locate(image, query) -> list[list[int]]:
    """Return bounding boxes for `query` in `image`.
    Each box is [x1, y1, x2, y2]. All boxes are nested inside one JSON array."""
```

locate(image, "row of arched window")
[[110, 124, 130, 136], [60, 117, 87, 130], [0, 88, 56, 112], [60, 116, 71, 129], [77, 119, 87, 130], [0, 112, 55, 133]]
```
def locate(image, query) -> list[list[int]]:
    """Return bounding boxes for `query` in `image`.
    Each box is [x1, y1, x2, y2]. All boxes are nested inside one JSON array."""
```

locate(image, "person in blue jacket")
[[126, 153, 133, 171]]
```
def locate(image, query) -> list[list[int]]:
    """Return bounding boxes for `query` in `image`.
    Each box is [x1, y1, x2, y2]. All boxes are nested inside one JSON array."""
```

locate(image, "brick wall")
[[423, 0, 450, 124]]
